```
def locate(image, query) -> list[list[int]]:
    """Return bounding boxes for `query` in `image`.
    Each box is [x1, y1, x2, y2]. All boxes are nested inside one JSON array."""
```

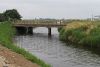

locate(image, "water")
[[14, 27, 100, 67]]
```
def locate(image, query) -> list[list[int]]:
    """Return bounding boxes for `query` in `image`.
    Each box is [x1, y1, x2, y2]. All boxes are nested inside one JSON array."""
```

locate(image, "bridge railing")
[[13, 20, 67, 25]]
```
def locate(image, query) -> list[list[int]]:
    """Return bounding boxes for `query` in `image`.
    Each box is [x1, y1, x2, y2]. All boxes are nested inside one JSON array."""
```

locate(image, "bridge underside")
[[15, 27, 33, 35], [15, 26, 52, 36]]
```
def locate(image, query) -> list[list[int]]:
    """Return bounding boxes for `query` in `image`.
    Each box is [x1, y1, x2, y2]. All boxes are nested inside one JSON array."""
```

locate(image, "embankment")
[[0, 21, 51, 67], [59, 21, 100, 49]]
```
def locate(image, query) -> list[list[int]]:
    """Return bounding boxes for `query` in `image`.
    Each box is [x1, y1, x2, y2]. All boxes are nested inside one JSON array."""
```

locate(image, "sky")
[[0, 0, 100, 19]]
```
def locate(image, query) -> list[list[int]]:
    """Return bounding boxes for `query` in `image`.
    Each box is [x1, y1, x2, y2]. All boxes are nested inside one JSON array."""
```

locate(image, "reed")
[[59, 20, 100, 48]]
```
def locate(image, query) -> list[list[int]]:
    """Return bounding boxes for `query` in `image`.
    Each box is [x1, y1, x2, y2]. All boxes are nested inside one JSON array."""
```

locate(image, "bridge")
[[13, 20, 66, 36]]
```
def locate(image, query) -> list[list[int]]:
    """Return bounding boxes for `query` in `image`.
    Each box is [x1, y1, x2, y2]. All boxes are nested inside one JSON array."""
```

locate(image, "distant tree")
[[4, 9, 21, 21], [0, 13, 6, 22]]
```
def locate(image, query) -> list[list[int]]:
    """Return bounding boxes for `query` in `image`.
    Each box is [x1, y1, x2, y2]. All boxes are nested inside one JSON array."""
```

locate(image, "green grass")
[[0, 21, 51, 67], [59, 20, 100, 48]]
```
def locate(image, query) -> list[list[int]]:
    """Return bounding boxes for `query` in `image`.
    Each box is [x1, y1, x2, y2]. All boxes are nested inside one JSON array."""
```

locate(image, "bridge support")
[[48, 28, 51, 36], [27, 27, 33, 35]]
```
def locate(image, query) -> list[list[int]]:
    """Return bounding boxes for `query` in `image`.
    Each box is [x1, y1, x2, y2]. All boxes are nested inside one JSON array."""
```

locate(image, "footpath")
[[0, 45, 39, 67]]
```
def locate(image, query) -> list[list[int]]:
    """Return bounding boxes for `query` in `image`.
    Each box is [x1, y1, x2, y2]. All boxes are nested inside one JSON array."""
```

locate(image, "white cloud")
[[0, 0, 100, 19]]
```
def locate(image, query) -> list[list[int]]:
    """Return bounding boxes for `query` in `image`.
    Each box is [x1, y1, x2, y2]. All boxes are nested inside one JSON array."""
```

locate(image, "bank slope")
[[59, 21, 100, 48], [0, 21, 51, 67]]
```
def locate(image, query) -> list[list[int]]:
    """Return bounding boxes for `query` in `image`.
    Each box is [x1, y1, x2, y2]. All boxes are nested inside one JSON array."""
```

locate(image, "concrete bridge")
[[13, 20, 66, 36]]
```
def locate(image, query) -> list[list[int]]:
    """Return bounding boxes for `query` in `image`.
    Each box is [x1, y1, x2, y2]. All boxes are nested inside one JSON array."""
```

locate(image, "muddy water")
[[14, 27, 100, 67]]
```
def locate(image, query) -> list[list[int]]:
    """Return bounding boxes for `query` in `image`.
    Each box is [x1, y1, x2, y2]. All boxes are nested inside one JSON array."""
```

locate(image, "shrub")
[[59, 21, 100, 49]]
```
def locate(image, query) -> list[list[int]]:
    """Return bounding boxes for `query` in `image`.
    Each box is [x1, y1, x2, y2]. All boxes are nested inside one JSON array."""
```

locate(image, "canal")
[[14, 27, 100, 67]]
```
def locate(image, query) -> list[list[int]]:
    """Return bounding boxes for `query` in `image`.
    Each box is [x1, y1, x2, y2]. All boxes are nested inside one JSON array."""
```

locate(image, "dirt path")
[[0, 45, 39, 67]]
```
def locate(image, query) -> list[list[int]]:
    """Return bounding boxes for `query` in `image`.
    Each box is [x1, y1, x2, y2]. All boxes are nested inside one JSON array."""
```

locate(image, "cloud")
[[0, 0, 100, 19]]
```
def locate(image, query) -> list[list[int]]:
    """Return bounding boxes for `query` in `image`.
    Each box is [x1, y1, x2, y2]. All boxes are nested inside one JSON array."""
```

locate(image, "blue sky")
[[0, 0, 100, 19]]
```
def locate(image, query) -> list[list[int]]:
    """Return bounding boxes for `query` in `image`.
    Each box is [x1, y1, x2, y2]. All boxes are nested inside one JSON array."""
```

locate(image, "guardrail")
[[12, 20, 67, 27], [13, 20, 66, 24]]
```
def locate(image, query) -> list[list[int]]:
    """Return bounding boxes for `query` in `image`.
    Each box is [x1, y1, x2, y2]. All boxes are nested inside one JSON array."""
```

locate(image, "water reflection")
[[14, 27, 100, 67]]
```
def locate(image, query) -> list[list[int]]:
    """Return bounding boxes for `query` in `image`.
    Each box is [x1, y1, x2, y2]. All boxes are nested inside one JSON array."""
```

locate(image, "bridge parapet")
[[13, 20, 66, 26]]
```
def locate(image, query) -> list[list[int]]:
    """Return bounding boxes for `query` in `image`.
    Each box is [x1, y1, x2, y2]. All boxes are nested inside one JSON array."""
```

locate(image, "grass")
[[0, 21, 51, 67], [59, 20, 100, 48]]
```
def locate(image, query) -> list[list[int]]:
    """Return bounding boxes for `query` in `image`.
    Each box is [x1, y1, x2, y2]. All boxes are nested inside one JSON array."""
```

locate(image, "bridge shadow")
[[31, 33, 53, 39], [15, 32, 60, 41]]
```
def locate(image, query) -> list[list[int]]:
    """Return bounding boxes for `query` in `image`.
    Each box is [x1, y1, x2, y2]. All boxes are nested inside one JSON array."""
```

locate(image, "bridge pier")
[[27, 27, 33, 35], [48, 28, 51, 37]]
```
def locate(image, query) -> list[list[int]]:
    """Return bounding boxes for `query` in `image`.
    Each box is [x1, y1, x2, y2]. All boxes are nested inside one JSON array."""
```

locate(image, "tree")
[[0, 13, 6, 22], [4, 9, 21, 21]]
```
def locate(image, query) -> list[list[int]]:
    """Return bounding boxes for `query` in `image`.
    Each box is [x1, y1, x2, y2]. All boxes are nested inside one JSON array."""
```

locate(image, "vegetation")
[[4, 9, 21, 21], [0, 21, 51, 67], [0, 13, 6, 22], [59, 20, 100, 48], [0, 9, 21, 22]]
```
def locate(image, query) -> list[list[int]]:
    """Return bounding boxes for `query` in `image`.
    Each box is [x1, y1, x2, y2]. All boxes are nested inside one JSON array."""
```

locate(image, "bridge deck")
[[13, 20, 66, 27]]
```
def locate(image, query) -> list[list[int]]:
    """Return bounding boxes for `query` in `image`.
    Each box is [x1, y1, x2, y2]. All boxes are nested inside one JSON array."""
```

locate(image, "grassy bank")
[[0, 21, 51, 67], [59, 20, 100, 48]]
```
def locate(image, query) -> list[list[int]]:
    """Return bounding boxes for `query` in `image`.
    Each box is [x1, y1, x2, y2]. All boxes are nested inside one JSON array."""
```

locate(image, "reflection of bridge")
[[13, 20, 66, 36]]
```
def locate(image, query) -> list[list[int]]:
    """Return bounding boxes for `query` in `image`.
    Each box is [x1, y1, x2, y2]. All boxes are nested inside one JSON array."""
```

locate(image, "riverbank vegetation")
[[0, 21, 51, 67], [59, 20, 100, 48]]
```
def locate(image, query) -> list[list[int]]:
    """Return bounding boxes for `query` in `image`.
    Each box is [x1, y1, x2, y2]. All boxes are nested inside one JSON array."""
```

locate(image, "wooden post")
[[48, 27, 51, 36]]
